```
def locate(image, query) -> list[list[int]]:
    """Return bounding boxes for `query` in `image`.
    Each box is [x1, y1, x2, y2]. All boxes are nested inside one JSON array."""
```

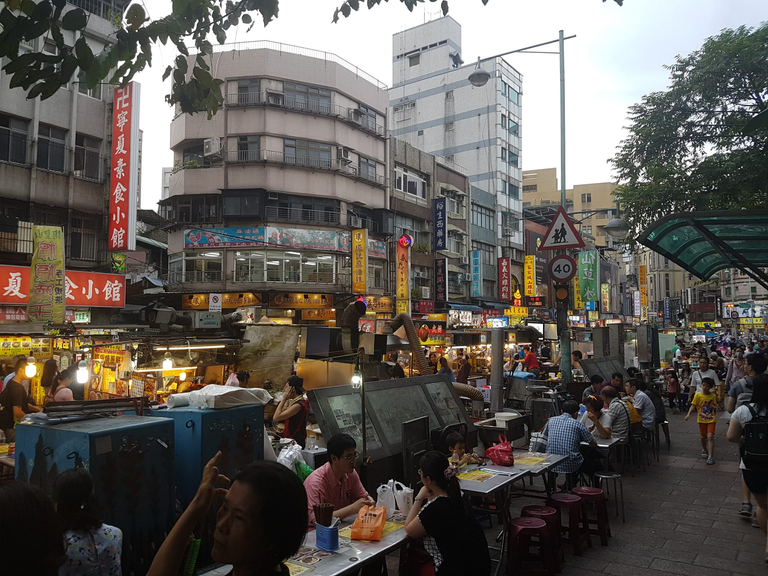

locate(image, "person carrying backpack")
[[727, 373, 768, 567]]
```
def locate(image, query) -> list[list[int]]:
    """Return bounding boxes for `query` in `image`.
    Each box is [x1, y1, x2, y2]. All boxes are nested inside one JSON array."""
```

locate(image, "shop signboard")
[[487, 316, 508, 328], [352, 228, 368, 294], [587, 310, 599, 321], [470, 250, 481, 298], [664, 297, 671, 324], [108, 82, 139, 252], [639, 285, 648, 307], [415, 313, 446, 345], [504, 306, 529, 317], [577, 250, 598, 302], [0, 265, 124, 308], [270, 293, 333, 309], [573, 276, 583, 310], [434, 258, 447, 304], [94, 346, 128, 367], [183, 292, 261, 310], [638, 264, 647, 286], [0, 307, 85, 323], [0, 336, 52, 358], [433, 198, 447, 251], [208, 293, 222, 313], [600, 283, 611, 314], [365, 296, 394, 314], [415, 300, 434, 314], [584, 301, 596, 311], [28, 226, 66, 323], [396, 235, 411, 314], [524, 255, 535, 296], [301, 309, 336, 320], [526, 296, 546, 307], [499, 257, 512, 301], [633, 290, 642, 317]]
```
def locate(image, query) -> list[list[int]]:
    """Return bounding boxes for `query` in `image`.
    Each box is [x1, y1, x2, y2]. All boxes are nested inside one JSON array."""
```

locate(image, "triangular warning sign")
[[539, 206, 585, 251]]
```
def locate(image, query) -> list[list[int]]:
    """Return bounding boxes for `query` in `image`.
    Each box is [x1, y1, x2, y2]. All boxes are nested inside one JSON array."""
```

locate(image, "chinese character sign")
[[633, 290, 642, 317], [28, 226, 65, 323], [352, 229, 368, 294], [578, 250, 598, 303], [1, 265, 125, 308], [434, 258, 447, 303], [471, 250, 482, 298], [433, 198, 447, 251], [601, 283, 611, 313], [638, 265, 647, 287], [573, 275, 584, 309], [396, 239, 410, 313], [524, 255, 536, 296], [499, 257, 511, 301], [108, 81, 140, 251]]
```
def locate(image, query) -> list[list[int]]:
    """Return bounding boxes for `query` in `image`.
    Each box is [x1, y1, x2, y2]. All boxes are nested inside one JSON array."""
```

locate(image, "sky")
[[134, 0, 768, 209]]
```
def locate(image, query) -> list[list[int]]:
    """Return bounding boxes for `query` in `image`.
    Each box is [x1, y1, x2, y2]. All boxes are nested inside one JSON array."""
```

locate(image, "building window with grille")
[[471, 204, 494, 230], [69, 216, 97, 260], [358, 104, 377, 131], [448, 231, 465, 256], [359, 156, 377, 182], [284, 139, 331, 169], [237, 135, 260, 162], [37, 124, 66, 172], [581, 193, 592, 204], [74, 134, 101, 181], [284, 82, 332, 114], [0, 114, 28, 165], [237, 78, 260, 104], [395, 167, 427, 199]]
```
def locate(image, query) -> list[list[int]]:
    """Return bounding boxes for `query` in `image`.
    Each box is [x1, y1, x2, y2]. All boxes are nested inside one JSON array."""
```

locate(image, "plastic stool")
[[521, 505, 563, 573], [594, 470, 625, 523], [507, 517, 556, 575], [546, 493, 592, 556], [572, 486, 611, 546]]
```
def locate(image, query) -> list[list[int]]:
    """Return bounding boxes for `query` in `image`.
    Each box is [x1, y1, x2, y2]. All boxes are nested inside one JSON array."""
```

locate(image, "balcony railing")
[[265, 206, 342, 226], [0, 221, 33, 254], [164, 271, 223, 284], [74, 146, 107, 182], [233, 270, 350, 286], [67, 0, 124, 21], [0, 127, 29, 165]]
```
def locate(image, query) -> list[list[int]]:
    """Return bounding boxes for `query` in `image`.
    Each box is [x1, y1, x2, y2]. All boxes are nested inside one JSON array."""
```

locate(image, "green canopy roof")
[[638, 210, 768, 289]]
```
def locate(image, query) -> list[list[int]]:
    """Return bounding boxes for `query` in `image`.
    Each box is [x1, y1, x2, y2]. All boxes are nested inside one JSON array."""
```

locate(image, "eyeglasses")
[[342, 451, 359, 461]]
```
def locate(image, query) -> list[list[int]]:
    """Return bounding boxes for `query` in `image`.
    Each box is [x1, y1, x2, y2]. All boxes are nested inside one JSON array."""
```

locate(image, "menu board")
[[327, 394, 381, 452], [367, 385, 439, 447], [425, 380, 463, 427]]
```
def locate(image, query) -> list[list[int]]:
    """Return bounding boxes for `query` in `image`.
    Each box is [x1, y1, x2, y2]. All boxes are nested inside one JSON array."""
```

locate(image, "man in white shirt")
[[625, 379, 655, 432], [690, 356, 720, 396]]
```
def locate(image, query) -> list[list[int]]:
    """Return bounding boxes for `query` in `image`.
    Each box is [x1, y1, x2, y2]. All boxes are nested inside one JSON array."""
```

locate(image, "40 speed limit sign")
[[549, 254, 577, 283]]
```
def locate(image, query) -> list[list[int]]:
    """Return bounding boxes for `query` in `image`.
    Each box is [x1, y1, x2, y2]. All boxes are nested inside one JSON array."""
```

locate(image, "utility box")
[[593, 324, 625, 364]]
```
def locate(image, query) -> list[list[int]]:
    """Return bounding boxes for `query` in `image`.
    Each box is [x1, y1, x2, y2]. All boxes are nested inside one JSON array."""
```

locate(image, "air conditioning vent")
[[348, 215, 361, 228], [460, 256, 469, 266], [347, 164, 358, 176], [337, 147, 351, 162], [502, 227, 514, 237], [348, 108, 364, 123], [421, 286, 430, 299], [203, 137, 221, 158], [268, 192, 279, 201], [266, 92, 284, 105]]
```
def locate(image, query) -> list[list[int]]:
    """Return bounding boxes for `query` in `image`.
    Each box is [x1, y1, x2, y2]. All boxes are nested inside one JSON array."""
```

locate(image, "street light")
[[468, 57, 491, 87], [604, 217, 630, 239]]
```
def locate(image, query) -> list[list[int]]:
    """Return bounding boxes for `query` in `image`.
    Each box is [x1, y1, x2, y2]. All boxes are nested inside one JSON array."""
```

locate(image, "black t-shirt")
[[419, 497, 491, 576], [540, 346, 551, 360], [0, 380, 28, 429]]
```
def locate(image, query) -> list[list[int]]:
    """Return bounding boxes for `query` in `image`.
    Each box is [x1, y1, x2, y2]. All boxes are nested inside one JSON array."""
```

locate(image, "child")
[[445, 432, 482, 467], [685, 377, 718, 464]]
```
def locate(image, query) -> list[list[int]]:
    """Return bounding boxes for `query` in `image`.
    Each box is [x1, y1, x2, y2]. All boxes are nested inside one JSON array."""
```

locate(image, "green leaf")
[[61, 8, 87, 30], [341, 3, 351, 17], [24, 18, 50, 41], [241, 13, 252, 24], [162, 65, 173, 81], [743, 109, 768, 135], [50, 23, 64, 46], [60, 53, 78, 80], [0, 8, 18, 31], [74, 36, 94, 70], [29, 0, 51, 20], [175, 54, 188, 74], [85, 53, 103, 88], [27, 82, 46, 99], [2, 53, 36, 74], [441, 0, 448, 15]]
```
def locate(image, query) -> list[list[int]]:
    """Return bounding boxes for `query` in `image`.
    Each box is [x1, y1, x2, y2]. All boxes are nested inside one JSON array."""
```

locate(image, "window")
[[502, 213, 519, 234], [471, 204, 494, 230], [358, 104, 377, 131], [583, 225, 592, 236], [581, 193, 592, 204], [508, 119, 519, 135], [751, 286, 757, 294], [725, 287, 732, 297], [417, 130, 424, 136], [182, 144, 208, 166], [237, 78, 260, 104], [497, 179, 506, 195], [236, 135, 260, 162], [408, 54, 420, 67], [665, 273, 671, 298], [445, 122, 454, 132], [223, 193, 259, 217], [501, 80, 507, 97], [0, 114, 28, 164], [445, 90, 454, 99], [394, 102, 415, 113], [501, 114, 507, 132], [359, 157, 377, 182], [284, 139, 331, 168], [74, 134, 101, 180], [368, 260, 386, 289], [448, 231, 465, 256], [177, 196, 219, 222], [395, 215, 429, 246], [179, 251, 223, 282], [442, 188, 464, 217], [284, 82, 332, 114], [508, 87, 519, 105], [523, 184, 537, 192], [68, 216, 97, 260], [501, 147, 507, 162], [508, 152, 519, 167], [508, 183, 519, 199], [76, 70, 101, 99], [37, 124, 66, 172], [472, 241, 495, 267], [236, 250, 337, 284]]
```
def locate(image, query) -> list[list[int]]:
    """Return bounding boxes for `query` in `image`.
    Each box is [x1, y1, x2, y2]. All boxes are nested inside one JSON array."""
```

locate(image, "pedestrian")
[[726, 350, 747, 389], [679, 361, 693, 410], [666, 369, 681, 413], [437, 357, 455, 382], [685, 377, 718, 465]]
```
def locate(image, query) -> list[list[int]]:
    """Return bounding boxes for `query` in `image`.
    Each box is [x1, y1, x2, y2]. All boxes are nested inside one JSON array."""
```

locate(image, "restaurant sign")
[[352, 228, 368, 294], [434, 258, 447, 304], [504, 306, 529, 317], [470, 250, 482, 298], [29, 225, 66, 323], [302, 309, 337, 320], [0, 336, 52, 358], [270, 293, 333, 309], [396, 235, 411, 314], [108, 82, 139, 252], [433, 198, 447, 251], [0, 307, 86, 323], [499, 257, 512, 302], [0, 265, 125, 308], [524, 255, 536, 297], [365, 296, 394, 314], [183, 293, 261, 310], [573, 275, 583, 309], [416, 313, 446, 345], [601, 283, 611, 313]]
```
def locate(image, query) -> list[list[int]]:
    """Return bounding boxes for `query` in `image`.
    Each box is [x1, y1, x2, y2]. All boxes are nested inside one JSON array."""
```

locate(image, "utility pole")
[[558, 30, 572, 385]]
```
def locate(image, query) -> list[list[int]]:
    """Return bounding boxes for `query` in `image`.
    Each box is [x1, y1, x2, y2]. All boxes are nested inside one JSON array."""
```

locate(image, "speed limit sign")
[[549, 254, 577, 283]]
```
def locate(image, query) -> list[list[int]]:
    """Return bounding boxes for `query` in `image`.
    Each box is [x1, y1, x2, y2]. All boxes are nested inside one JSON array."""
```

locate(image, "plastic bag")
[[393, 481, 414, 515], [294, 459, 314, 482], [485, 434, 515, 466], [529, 431, 548, 453], [349, 505, 387, 541], [376, 480, 396, 519], [277, 443, 303, 470]]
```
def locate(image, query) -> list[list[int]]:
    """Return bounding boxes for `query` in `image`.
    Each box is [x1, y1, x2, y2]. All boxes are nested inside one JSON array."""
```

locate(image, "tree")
[[0, 0, 623, 118], [610, 23, 768, 242]]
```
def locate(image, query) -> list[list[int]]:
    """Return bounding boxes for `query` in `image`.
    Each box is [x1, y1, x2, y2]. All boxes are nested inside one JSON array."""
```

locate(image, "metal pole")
[[490, 329, 504, 412], [559, 30, 566, 208], [558, 30, 572, 385]]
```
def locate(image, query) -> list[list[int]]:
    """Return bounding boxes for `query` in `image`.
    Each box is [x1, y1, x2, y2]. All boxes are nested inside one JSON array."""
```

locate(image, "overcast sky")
[[134, 0, 767, 209]]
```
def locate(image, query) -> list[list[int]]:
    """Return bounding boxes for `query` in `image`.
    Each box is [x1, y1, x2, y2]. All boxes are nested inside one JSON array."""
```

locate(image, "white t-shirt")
[[580, 409, 612, 439], [731, 403, 767, 470], [690, 369, 720, 395]]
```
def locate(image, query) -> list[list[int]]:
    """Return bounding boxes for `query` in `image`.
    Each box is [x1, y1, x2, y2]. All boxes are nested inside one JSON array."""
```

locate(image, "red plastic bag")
[[485, 434, 515, 466]]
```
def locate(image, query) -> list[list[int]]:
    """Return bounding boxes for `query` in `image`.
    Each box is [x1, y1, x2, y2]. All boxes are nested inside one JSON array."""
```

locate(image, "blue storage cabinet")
[[152, 404, 264, 506], [15, 416, 175, 576]]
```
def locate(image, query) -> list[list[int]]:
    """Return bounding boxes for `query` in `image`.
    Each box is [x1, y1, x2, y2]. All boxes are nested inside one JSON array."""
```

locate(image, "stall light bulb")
[[76, 360, 89, 384], [179, 371, 187, 381], [25, 357, 37, 378], [162, 352, 173, 371], [351, 370, 363, 389]]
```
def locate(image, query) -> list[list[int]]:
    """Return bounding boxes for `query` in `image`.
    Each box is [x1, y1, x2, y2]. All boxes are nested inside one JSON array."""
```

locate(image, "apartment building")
[[389, 16, 524, 300], [162, 41, 392, 320]]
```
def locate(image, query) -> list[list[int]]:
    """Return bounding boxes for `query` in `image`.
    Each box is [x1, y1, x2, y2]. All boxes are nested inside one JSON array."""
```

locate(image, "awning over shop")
[[480, 301, 508, 310], [638, 210, 768, 290], [446, 303, 483, 312]]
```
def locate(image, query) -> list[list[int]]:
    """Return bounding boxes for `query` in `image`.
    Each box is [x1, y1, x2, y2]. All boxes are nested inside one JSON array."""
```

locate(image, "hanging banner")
[[470, 250, 482, 298], [573, 275, 584, 310], [498, 257, 512, 302], [2, 266, 125, 308], [524, 255, 536, 296], [433, 198, 447, 251], [633, 290, 642, 317], [28, 226, 66, 323], [578, 250, 598, 302], [396, 236, 411, 314], [600, 283, 611, 313], [434, 258, 447, 304], [638, 264, 647, 287], [108, 81, 140, 252], [352, 229, 368, 294], [639, 284, 648, 307]]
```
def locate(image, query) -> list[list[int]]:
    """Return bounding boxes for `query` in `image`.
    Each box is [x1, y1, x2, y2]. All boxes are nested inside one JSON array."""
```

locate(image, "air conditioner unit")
[[266, 92, 284, 105], [348, 108, 364, 123], [348, 216, 361, 228], [347, 165, 358, 176], [502, 227, 514, 237], [337, 147, 351, 162], [414, 271, 427, 279], [461, 256, 469, 265], [203, 137, 221, 158], [268, 192, 279, 201], [421, 286, 430, 299]]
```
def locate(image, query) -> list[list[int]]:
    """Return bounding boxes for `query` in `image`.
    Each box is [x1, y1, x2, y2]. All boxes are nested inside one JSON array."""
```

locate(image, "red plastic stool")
[[546, 493, 592, 556], [521, 505, 563, 573], [507, 517, 556, 575], [572, 486, 611, 546]]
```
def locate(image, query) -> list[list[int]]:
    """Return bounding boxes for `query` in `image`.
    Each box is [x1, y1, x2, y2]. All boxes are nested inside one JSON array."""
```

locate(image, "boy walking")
[[685, 377, 718, 465]]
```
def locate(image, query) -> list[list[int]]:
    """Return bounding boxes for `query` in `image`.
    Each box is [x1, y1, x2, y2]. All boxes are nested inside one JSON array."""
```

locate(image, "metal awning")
[[446, 303, 483, 312], [638, 210, 768, 290]]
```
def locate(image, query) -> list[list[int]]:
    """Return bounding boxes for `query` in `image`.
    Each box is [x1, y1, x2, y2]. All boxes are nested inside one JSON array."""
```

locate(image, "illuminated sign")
[[499, 257, 511, 301], [108, 81, 139, 252], [524, 255, 536, 296], [471, 251, 482, 298], [270, 293, 333, 309], [0, 265, 125, 308], [396, 238, 410, 314], [352, 228, 368, 294], [183, 293, 261, 310], [29, 226, 66, 323]]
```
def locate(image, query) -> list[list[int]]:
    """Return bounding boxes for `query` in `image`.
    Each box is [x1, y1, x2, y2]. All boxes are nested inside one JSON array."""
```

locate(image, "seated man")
[[304, 433, 374, 525], [625, 378, 655, 432], [582, 374, 605, 403], [599, 385, 629, 442], [607, 372, 624, 396], [544, 400, 597, 486]]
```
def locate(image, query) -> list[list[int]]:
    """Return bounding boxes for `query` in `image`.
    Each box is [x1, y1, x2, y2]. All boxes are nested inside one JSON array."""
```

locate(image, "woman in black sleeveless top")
[[272, 375, 309, 448]]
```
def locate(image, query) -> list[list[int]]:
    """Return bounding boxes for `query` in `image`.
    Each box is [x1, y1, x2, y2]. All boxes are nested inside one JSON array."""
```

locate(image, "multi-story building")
[[389, 16, 524, 300], [161, 167, 172, 201], [0, 0, 131, 323], [161, 41, 392, 323]]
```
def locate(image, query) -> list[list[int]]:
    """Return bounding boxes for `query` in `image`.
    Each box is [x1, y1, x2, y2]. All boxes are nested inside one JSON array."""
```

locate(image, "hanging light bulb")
[[76, 360, 89, 384], [25, 356, 37, 378], [179, 371, 187, 382], [350, 357, 363, 389], [162, 351, 173, 371]]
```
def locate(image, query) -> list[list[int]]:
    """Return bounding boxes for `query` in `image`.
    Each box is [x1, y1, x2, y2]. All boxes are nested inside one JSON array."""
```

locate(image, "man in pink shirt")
[[304, 433, 374, 525]]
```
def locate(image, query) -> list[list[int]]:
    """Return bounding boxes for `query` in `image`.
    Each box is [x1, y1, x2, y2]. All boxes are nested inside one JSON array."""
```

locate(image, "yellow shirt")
[[691, 392, 717, 423]]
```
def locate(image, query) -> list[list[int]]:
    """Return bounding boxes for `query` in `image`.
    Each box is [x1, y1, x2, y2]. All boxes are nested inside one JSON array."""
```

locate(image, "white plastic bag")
[[277, 442, 303, 470], [376, 480, 396, 519], [393, 481, 414, 515]]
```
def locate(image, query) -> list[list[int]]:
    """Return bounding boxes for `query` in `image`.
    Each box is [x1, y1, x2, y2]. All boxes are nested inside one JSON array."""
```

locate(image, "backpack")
[[735, 377, 754, 408], [740, 405, 768, 472], [620, 398, 642, 424]]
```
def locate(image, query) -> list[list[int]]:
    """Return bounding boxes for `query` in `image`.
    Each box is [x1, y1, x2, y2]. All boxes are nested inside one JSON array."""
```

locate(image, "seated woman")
[[437, 357, 456, 383], [148, 454, 307, 576], [580, 394, 612, 439], [445, 432, 482, 467], [404, 451, 491, 576], [53, 468, 122, 575], [272, 375, 310, 448]]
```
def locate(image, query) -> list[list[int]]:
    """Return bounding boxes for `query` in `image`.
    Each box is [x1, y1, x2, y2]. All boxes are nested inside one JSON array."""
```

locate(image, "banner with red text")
[[0, 265, 125, 308]]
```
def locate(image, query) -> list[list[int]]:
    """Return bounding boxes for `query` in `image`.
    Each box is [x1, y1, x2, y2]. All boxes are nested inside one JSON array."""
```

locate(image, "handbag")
[[484, 434, 515, 466], [349, 505, 387, 541]]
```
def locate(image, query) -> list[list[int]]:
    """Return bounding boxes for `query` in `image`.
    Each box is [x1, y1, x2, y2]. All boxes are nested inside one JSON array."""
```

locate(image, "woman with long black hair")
[[404, 450, 490, 576], [44, 366, 76, 407]]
